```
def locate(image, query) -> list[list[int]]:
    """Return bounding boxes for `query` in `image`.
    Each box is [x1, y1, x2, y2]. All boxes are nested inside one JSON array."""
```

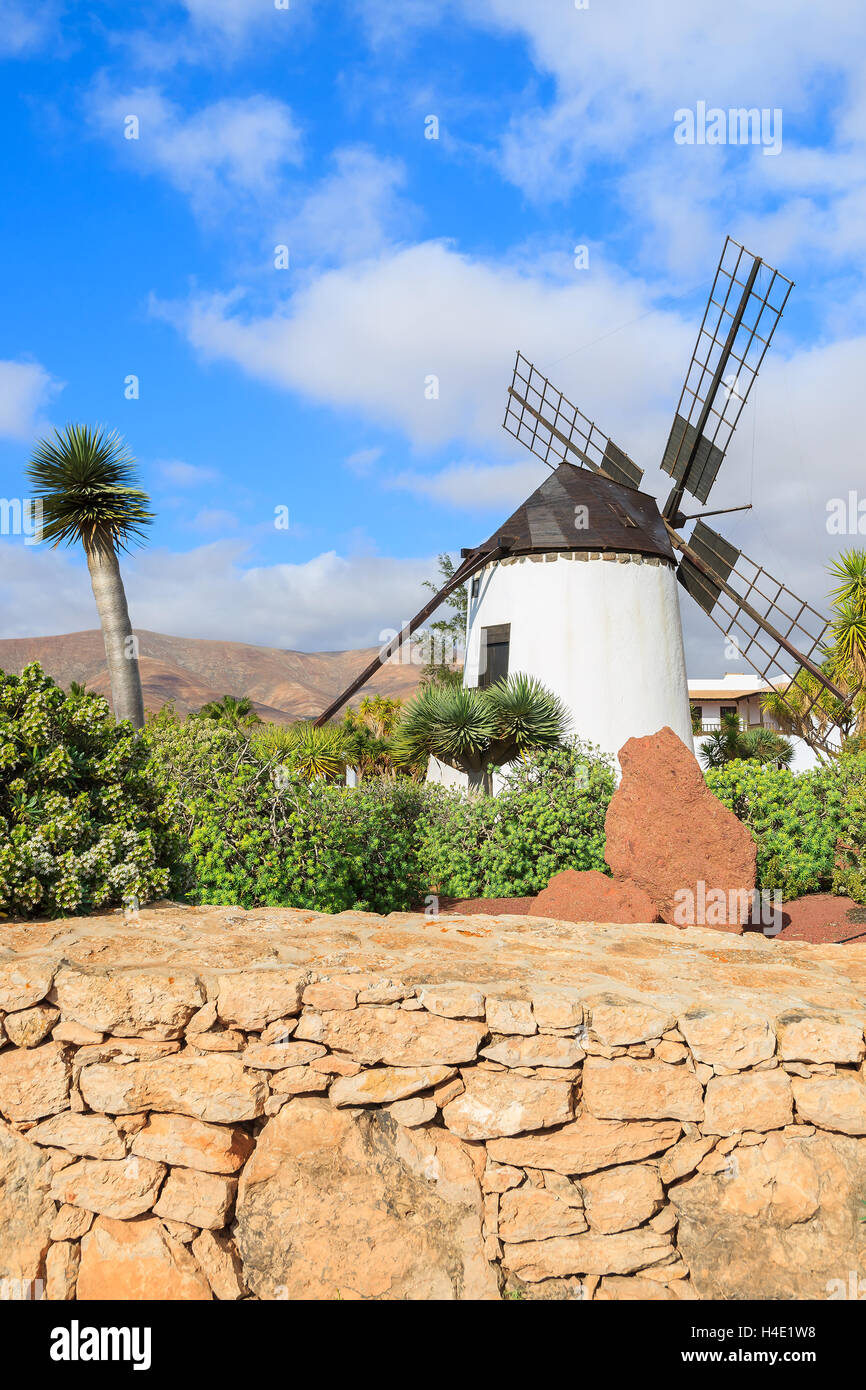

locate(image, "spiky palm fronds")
[[829, 549, 866, 608], [391, 674, 567, 787], [737, 726, 795, 767], [340, 696, 408, 780], [828, 549, 866, 732], [699, 711, 743, 768], [254, 720, 353, 781], [26, 424, 152, 728], [700, 710, 794, 768], [280, 721, 354, 782], [485, 673, 569, 757], [197, 695, 262, 729], [391, 684, 495, 771], [761, 667, 855, 754], [27, 424, 154, 553], [831, 598, 866, 687]]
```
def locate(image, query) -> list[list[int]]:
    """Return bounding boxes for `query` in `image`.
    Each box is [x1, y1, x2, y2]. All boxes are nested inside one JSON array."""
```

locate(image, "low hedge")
[[417, 742, 615, 899], [833, 751, 866, 902], [4, 665, 864, 919], [144, 728, 615, 911], [145, 719, 427, 913], [705, 757, 857, 899]]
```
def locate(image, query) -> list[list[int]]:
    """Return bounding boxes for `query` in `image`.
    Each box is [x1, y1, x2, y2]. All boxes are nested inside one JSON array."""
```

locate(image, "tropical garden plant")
[[699, 710, 794, 769], [252, 719, 354, 783], [195, 694, 262, 729], [341, 695, 408, 778], [828, 549, 866, 732], [705, 758, 848, 899], [418, 740, 615, 898], [761, 548, 866, 753], [26, 425, 153, 728], [144, 717, 426, 912], [833, 750, 866, 903], [391, 672, 568, 793]]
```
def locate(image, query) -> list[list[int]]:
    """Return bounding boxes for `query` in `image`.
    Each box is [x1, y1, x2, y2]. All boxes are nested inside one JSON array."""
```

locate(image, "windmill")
[[316, 239, 854, 762]]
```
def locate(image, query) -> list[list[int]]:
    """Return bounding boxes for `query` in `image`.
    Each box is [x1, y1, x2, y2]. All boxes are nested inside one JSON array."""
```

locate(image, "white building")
[[688, 673, 821, 772]]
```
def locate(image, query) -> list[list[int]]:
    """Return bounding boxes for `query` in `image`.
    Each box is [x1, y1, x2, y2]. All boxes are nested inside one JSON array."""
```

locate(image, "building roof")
[[688, 688, 764, 700], [688, 674, 791, 699], [474, 463, 676, 562]]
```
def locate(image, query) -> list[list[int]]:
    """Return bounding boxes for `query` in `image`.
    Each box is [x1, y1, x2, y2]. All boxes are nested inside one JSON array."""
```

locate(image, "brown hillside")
[[0, 629, 427, 722]]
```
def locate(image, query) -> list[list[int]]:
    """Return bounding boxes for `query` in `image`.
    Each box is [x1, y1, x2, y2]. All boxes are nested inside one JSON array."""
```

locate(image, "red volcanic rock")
[[530, 870, 659, 926], [604, 727, 757, 932]]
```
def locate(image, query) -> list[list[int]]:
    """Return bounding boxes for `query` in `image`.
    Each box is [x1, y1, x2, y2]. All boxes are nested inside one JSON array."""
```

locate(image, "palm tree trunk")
[[85, 539, 145, 728]]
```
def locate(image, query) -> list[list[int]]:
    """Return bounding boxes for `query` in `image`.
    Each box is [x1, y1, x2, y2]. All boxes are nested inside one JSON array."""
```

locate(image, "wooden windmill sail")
[[317, 239, 855, 753]]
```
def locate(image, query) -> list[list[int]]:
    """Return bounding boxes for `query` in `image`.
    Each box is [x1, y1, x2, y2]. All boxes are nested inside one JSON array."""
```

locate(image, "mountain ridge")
[[0, 628, 426, 722]]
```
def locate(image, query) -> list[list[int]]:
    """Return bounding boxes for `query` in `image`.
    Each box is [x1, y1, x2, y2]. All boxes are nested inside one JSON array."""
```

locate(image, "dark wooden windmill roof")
[[473, 463, 675, 562]]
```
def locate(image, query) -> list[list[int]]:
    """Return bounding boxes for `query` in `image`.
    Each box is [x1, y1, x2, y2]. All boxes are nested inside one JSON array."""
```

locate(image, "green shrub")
[[832, 751, 866, 902], [145, 719, 427, 913], [418, 742, 615, 899], [0, 663, 177, 917], [705, 759, 847, 899]]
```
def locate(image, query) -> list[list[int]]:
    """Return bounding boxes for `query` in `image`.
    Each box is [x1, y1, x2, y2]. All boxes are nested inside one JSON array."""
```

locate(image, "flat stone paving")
[[4, 903, 866, 1021]]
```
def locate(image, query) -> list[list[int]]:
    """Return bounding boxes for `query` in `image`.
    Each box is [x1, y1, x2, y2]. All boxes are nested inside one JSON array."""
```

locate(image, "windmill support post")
[[313, 545, 506, 726]]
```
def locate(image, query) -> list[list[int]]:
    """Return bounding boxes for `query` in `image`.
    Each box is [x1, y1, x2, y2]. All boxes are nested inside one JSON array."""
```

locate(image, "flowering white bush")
[[0, 663, 179, 917]]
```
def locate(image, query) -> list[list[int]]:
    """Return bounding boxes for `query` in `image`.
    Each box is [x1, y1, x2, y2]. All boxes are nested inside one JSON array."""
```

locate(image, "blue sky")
[[1, 0, 865, 670]]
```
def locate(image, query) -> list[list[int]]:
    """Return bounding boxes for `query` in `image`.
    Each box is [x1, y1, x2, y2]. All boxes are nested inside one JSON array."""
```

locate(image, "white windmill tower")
[[457, 458, 694, 762], [316, 239, 854, 776]]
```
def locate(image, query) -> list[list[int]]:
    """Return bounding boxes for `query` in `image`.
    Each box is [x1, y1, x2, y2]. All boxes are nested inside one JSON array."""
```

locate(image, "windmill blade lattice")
[[676, 521, 849, 749], [661, 239, 793, 507], [504, 352, 644, 490]]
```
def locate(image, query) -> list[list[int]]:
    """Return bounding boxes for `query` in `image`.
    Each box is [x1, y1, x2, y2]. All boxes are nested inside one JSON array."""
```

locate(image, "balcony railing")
[[694, 718, 781, 734]]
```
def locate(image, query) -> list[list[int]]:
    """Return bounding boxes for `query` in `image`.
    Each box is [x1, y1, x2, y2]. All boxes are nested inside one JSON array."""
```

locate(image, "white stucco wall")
[[426, 755, 508, 794], [461, 550, 693, 761]]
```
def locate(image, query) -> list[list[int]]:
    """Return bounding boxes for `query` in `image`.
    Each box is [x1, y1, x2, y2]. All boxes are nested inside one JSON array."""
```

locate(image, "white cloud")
[[0, 0, 59, 56], [0, 360, 62, 441], [276, 147, 410, 265], [356, 0, 455, 47], [190, 508, 238, 531], [180, 0, 283, 40], [86, 84, 413, 264], [344, 447, 383, 476], [353, 0, 866, 280], [157, 459, 219, 486], [0, 540, 435, 652], [86, 84, 302, 218], [113, 0, 316, 70], [157, 231, 866, 674], [462, 0, 866, 181], [389, 459, 546, 509], [157, 239, 684, 455]]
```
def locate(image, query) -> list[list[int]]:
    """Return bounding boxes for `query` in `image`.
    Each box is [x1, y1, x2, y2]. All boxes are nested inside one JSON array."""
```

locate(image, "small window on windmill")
[[470, 576, 481, 599], [479, 623, 510, 689]]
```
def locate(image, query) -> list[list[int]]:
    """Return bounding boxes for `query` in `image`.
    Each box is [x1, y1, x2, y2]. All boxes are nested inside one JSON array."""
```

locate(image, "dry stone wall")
[[2, 904, 866, 1300]]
